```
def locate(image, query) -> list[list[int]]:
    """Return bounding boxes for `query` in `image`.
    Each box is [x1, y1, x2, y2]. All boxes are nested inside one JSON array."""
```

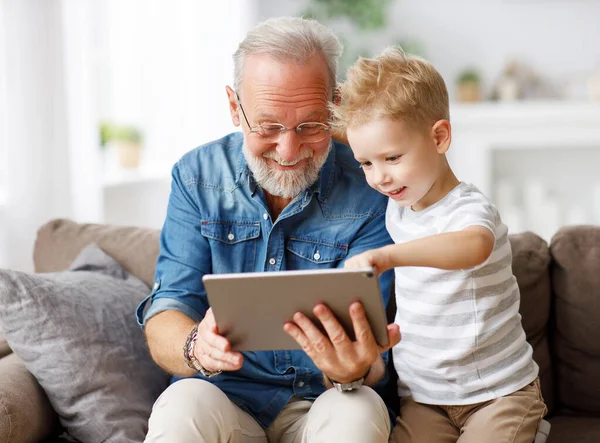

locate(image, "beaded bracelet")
[[183, 323, 222, 378]]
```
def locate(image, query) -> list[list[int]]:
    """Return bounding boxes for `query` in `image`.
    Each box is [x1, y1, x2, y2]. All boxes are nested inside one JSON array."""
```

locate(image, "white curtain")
[[0, 0, 101, 271], [1, 0, 71, 271]]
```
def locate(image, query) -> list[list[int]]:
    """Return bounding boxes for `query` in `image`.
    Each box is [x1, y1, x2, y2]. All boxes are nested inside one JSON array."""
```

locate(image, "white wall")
[[0, 0, 73, 271], [389, 0, 600, 100], [258, 0, 600, 100]]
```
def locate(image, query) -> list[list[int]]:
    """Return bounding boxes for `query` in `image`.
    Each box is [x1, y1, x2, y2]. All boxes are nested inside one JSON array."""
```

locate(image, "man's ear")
[[225, 85, 241, 127], [333, 86, 341, 105], [432, 120, 451, 154]]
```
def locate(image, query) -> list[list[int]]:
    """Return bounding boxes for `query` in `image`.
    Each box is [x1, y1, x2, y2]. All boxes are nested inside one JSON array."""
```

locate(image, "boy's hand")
[[344, 248, 390, 274]]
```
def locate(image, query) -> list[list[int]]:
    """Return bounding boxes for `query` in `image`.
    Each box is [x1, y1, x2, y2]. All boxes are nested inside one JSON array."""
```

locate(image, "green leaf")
[[457, 69, 481, 84], [98, 121, 143, 148], [307, 0, 391, 30]]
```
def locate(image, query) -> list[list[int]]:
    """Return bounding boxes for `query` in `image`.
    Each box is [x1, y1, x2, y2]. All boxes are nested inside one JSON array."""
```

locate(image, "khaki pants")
[[144, 378, 390, 443], [389, 378, 548, 443]]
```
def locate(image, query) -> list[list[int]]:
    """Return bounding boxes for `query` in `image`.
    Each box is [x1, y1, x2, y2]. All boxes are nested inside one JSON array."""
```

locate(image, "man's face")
[[227, 54, 332, 199], [347, 118, 449, 212]]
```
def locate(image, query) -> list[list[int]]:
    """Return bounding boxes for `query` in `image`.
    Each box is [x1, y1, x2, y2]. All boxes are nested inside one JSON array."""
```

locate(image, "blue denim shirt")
[[136, 132, 394, 428]]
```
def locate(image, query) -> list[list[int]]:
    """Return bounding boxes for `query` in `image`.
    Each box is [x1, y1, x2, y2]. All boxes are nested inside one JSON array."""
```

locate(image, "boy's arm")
[[346, 226, 495, 273]]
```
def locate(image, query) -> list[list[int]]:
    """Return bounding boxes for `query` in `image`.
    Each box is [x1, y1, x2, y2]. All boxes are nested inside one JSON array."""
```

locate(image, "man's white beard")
[[243, 142, 330, 199]]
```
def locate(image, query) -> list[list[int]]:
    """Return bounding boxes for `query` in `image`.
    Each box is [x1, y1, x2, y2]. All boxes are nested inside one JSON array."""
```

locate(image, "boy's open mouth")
[[389, 187, 405, 195], [384, 186, 407, 199]]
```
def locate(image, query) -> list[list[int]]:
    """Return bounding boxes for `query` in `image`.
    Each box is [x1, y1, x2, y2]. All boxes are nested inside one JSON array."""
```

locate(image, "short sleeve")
[[444, 192, 498, 238]]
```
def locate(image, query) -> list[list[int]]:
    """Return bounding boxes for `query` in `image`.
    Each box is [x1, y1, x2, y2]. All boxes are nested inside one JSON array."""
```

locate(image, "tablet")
[[203, 268, 389, 351]]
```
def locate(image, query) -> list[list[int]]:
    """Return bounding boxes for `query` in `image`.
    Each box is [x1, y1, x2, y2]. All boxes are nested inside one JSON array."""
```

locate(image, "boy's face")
[[347, 118, 451, 211]]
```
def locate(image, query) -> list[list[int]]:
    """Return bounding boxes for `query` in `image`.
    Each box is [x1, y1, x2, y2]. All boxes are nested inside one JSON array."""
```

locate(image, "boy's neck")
[[439, 170, 460, 197], [412, 167, 460, 212]]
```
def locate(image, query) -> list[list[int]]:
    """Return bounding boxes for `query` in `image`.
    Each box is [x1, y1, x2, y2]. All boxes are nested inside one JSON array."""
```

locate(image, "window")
[[0, 5, 7, 205]]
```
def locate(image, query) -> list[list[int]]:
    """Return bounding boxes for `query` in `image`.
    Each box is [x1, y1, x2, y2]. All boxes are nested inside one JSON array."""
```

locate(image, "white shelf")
[[102, 168, 170, 188], [447, 100, 600, 241], [450, 100, 600, 130]]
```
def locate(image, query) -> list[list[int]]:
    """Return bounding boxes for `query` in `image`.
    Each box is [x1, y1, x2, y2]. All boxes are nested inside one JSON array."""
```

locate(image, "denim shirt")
[[136, 132, 394, 428]]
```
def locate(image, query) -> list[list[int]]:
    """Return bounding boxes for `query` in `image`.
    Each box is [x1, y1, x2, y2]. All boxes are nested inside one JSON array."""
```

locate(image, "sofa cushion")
[[509, 231, 554, 414], [0, 329, 10, 359], [0, 245, 170, 443], [550, 225, 600, 414], [0, 353, 58, 443], [33, 218, 160, 288], [547, 416, 600, 443]]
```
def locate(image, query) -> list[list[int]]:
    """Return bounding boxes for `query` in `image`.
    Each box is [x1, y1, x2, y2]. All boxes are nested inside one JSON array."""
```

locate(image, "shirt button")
[[153, 282, 159, 290], [298, 381, 305, 387], [227, 232, 235, 241], [313, 252, 321, 261], [263, 213, 269, 220], [269, 258, 276, 265]]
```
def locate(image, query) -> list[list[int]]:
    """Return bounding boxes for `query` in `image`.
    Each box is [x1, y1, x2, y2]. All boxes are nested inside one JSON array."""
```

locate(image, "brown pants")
[[389, 378, 547, 443]]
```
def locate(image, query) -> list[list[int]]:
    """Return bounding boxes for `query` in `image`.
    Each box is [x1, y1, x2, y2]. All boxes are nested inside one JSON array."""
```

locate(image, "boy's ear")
[[225, 85, 241, 127], [432, 120, 451, 154]]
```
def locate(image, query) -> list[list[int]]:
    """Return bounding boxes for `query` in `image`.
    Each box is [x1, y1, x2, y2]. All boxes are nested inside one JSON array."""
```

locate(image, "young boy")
[[334, 48, 547, 443]]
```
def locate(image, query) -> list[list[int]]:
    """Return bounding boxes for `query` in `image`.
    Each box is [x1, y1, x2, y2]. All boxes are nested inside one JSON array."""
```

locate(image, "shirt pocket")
[[201, 220, 261, 273], [285, 237, 348, 269]]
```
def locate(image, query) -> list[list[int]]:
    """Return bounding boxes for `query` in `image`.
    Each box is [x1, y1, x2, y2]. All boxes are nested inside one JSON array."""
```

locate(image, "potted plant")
[[456, 69, 482, 103], [100, 122, 143, 169]]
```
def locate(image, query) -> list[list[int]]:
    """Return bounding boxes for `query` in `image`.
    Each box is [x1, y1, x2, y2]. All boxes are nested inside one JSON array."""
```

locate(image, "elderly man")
[[136, 16, 400, 443]]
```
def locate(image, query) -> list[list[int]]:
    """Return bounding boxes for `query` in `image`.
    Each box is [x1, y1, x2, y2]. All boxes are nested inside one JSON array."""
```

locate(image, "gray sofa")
[[1, 219, 599, 442]]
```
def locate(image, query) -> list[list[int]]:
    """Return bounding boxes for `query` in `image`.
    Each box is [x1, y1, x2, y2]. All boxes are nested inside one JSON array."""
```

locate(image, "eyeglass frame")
[[235, 92, 331, 141]]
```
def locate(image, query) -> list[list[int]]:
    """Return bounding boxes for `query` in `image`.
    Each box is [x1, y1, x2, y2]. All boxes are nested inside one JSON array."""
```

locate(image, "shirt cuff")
[[138, 296, 203, 327]]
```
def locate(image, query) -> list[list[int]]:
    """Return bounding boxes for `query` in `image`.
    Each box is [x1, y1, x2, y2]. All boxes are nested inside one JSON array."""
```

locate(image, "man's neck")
[[264, 192, 293, 220]]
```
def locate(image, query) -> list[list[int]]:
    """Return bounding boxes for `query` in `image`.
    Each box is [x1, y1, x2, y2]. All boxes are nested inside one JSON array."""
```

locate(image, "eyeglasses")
[[236, 93, 330, 144]]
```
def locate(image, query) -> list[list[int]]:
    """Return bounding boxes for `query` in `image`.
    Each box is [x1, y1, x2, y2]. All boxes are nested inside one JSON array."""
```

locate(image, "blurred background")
[[0, 0, 599, 271]]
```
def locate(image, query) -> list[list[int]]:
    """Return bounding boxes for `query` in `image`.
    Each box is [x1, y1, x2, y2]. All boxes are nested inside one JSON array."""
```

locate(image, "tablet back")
[[203, 268, 389, 351]]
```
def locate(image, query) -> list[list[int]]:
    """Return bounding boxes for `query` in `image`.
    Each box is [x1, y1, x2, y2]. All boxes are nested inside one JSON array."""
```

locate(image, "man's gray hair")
[[233, 17, 343, 96]]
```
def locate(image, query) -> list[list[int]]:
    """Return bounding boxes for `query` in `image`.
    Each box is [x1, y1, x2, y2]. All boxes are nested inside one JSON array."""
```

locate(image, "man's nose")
[[276, 130, 303, 162]]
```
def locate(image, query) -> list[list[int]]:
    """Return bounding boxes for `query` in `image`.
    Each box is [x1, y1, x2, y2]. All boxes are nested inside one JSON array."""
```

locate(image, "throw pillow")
[[0, 245, 169, 443]]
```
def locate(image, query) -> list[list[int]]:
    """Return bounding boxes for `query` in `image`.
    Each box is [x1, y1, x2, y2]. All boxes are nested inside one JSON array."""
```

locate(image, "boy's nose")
[[372, 167, 391, 186]]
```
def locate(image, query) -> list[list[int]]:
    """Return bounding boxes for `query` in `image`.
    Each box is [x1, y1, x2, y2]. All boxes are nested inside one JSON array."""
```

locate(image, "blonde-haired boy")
[[335, 47, 547, 443]]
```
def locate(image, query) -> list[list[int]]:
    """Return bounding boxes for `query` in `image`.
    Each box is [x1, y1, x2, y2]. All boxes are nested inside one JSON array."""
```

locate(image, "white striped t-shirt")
[[388, 182, 538, 405]]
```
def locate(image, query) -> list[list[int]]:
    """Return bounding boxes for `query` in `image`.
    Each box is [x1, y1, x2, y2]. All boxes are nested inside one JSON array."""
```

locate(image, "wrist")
[[326, 366, 371, 392], [326, 365, 371, 386], [183, 324, 222, 378], [380, 244, 398, 271]]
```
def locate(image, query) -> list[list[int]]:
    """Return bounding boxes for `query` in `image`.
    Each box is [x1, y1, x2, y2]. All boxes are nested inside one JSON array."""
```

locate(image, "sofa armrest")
[[0, 353, 58, 443], [550, 225, 600, 414]]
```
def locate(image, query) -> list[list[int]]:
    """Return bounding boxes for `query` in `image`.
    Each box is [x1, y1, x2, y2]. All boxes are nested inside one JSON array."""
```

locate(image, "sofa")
[[0, 218, 599, 442]]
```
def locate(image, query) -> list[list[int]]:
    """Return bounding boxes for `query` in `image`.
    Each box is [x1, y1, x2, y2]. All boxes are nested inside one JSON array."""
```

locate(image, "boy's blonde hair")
[[332, 47, 449, 130]]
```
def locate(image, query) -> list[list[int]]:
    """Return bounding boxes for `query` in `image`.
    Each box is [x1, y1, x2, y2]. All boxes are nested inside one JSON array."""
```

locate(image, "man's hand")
[[344, 248, 391, 275], [194, 308, 244, 372], [283, 302, 401, 384]]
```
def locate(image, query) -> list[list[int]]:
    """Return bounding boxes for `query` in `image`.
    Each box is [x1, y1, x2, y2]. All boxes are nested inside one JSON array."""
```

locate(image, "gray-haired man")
[[138, 16, 400, 443]]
